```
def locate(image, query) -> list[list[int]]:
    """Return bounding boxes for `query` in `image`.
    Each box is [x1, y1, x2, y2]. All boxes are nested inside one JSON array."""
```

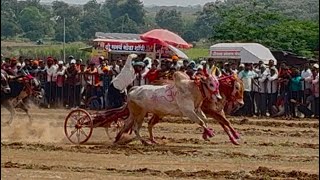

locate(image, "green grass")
[[183, 48, 209, 60], [1, 42, 90, 60]]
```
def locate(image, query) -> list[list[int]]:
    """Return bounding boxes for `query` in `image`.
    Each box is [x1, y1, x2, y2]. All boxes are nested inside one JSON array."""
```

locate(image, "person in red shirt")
[[85, 62, 100, 99], [145, 63, 159, 84]]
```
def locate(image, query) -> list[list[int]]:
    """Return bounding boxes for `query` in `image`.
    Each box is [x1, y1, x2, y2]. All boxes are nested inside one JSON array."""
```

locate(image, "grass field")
[[1, 40, 209, 61]]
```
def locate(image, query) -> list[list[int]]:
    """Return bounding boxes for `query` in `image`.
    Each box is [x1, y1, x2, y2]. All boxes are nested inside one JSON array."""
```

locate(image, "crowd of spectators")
[[1, 54, 319, 119]]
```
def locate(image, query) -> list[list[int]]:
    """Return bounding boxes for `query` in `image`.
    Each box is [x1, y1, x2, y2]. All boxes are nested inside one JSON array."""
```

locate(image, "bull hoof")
[[150, 139, 158, 144], [141, 139, 152, 146], [233, 132, 241, 139], [230, 137, 240, 145], [205, 128, 215, 138]]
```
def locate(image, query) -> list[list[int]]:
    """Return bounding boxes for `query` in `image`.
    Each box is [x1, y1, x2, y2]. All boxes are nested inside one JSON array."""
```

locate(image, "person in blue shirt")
[[289, 68, 303, 118]]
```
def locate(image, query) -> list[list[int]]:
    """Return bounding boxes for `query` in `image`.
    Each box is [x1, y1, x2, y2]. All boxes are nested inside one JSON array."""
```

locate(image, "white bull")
[[115, 71, 221, 145]]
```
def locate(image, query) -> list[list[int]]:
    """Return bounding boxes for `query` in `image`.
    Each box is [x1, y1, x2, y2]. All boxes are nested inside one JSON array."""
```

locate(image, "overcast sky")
[[40, 0, 215, 6]]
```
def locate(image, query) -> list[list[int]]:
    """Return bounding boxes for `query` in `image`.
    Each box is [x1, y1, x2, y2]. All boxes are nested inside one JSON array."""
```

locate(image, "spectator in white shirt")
[[300, 63, 312, 102], [56, 61, 66, 106], [256, 64, 268, 116], [266, 67, 279, 116], [45, 57, 58, 108]]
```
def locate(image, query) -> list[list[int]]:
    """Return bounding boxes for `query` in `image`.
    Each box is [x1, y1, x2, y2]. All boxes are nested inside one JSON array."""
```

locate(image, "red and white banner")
[[210, 50, 241, 59], [98, 41, 154, 52]]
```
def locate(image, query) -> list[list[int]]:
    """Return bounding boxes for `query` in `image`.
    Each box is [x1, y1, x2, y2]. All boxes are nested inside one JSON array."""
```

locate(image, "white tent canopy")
[[209, 43, 277, 65], [168, 45, 189, 59]]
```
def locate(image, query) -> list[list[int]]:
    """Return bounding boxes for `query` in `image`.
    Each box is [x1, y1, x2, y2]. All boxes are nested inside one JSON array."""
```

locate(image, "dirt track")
[[1, 108, 319, 179]]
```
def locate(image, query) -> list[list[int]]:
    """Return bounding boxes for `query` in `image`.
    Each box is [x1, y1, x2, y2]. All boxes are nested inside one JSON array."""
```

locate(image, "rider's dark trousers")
[[107, 83, 124, 109]]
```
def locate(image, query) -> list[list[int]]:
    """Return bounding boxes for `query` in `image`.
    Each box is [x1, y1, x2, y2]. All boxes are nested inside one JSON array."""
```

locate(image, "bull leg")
[[195, 109, 216, 140], [133, 112, 150, 146], [148, 115, 160, 144], [208, 110, 240, 145], [114, 115, 134, 143], [105, 127, 112, 140], [2, 100, 16, 125], [19, 101, 32, 123], [180, 108, 214, 140]]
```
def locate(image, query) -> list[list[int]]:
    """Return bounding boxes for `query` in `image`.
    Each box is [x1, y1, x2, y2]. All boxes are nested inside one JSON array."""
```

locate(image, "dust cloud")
[[1, 116, 64, 143]]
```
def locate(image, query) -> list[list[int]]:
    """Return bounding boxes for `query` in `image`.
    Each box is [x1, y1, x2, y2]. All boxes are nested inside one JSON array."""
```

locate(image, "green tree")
[[81, 1, 112, 39], [155, 9, 184, 34], [18, 6, 48, 41], [118, 0, 145, 25], [52, 1, 82, 42], [1, 19, 21, 38], [112, 14, 139, 33]]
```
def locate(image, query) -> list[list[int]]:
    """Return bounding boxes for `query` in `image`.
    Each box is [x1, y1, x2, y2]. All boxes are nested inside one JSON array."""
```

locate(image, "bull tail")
[[114, 115, 134, 143]]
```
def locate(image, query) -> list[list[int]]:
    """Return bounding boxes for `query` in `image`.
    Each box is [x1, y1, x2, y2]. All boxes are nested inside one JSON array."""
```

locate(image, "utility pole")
[[63, 17, 66, 63]]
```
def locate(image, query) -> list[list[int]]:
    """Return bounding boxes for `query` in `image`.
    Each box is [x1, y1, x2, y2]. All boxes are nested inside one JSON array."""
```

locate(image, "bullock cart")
[[64, 104, 129, 144]]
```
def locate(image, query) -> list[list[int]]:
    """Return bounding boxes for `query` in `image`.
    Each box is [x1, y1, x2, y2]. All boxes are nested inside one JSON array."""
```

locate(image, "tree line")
[[1, 0, 319, 58]]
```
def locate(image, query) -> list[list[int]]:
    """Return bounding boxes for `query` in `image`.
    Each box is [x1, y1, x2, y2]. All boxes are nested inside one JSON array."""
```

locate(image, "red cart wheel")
[[64, 109, 93, 144]]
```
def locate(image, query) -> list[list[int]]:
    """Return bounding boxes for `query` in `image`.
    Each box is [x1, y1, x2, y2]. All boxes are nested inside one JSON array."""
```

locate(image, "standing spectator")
[[157, 62, 170, 80], [237, 64, 245, 75], [268, 59, 278, 74], [29, 60, 39, 77], [132, 61, 146, 86], [78, 64, 87, 106], [238, 63, 258, 117], [56, 61, 66, 107], [256, 64, 268, 116], [65, 59, 78, 108], [37, 60, 47, 90], [221, 62, 235, 76], [172, 56, 180, 70], [278, 66, 292, 119], [85, 62, 100, 99], [75, 59, 82, 71], [22, 58, 32, 73], [266, 67, 279, 116], [300, 63, 312, 103], [109, 59, 120, 80], [145, 63, 159, 84], [289, 68, 303, 118], [117, 58, 124, 71], [45, 57, 58, 108], [206, 59, 221, 77], [305, 64, 319, 117], [231, 62, 238, 74]]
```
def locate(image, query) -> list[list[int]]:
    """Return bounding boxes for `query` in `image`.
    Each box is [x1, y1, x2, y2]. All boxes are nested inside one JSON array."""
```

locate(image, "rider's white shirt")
[[112, 56, 136, 92]]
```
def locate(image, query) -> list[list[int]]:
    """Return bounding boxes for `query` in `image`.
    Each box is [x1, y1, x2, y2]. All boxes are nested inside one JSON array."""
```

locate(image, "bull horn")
[[215, 93, 222, 100]]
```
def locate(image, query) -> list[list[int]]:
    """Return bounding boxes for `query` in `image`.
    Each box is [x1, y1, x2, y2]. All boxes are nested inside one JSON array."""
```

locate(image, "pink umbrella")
[[140, 29, 193, 49]]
